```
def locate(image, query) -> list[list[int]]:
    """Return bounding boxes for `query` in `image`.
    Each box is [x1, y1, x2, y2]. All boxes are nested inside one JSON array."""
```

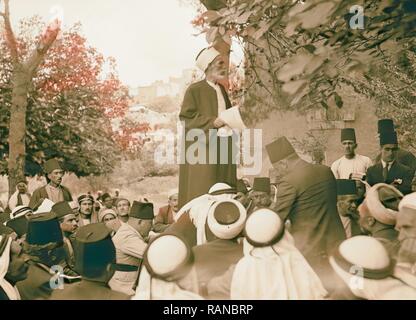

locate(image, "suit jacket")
[[28, 185, 73, 210], [276, 160, 346, 267], [375, 148, 416, 178], [178, 79, 237, 208], [366, 161, 413, 195], [49, 279, 129, 300], [16, 261, 54, 300], [153, 205, 175, 233]]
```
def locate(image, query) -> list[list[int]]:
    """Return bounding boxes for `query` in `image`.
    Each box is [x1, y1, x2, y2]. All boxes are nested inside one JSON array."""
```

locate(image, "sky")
[[7, 0, 210, 87]]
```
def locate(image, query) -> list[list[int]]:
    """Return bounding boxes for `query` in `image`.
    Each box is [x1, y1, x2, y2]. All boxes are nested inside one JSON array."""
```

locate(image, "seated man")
[[133, 233, 202, 300], [49, 223, 129, 300], [16, 212, 70, 300], [179, 199, 246, 296], [52, 202, 80, 273], [330, 236, 416, 299], [166, 183, 237, 247], [336, 179, 362, 239], [109, 201, 154, 296], [207, 208, 327, 300], [115, 198, 130, 223], [249, 177, 272, 213], [77, 194, 97, 227], [153, 192, 179, 233], [0, 235, 29, 300], [358, 183, 403, 258]]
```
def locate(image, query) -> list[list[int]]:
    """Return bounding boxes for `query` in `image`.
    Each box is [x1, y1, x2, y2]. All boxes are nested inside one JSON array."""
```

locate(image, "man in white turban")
[[178, 46, 238, 209], [165, 183, 237, 247], [133, 233, 202, 300], [207, 208, 327, 299], [330, 236, 416, 299]]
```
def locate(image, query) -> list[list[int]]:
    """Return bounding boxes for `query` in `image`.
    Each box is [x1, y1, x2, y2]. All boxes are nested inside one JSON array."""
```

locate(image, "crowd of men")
[[0, 117, 416, 300]]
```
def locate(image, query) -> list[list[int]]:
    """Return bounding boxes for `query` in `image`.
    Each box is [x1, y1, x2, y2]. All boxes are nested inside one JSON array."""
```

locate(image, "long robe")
[[178, 80, 237, 208]]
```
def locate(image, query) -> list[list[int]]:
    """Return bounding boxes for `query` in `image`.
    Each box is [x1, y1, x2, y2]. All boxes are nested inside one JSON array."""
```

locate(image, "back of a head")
[[144, 234, 192, 282], [244, 208, 284, 247], [75, 223, 115, 279]]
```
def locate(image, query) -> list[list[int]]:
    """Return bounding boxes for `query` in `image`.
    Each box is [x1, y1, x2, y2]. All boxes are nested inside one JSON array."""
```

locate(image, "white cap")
[[399, 192, 416, 212], [196, 47, 220, 72], [337, 236, 391, 271], [208, 183, 234, 195], [10, 206, 32, 220], [245, 208, 283, 245], [146, 235, 189, 276], [207, 199, 246, 240]]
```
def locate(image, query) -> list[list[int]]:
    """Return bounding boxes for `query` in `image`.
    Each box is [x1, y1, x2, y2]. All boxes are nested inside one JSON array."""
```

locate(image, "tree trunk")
[[8, 63, 29, 198]]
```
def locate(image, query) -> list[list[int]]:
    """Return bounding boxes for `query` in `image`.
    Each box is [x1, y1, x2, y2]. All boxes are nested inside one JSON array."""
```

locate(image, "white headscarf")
[[231, 232, 327, 300], [132, 264, 202, 300], [0, 236, 21, 300]]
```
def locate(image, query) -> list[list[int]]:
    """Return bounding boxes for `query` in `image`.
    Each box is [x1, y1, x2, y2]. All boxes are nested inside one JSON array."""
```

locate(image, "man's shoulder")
[[356, 154, 372, 163], [114, 223, 142, 241], [186, 80, 210, 92], [158, 205, 170, 215]]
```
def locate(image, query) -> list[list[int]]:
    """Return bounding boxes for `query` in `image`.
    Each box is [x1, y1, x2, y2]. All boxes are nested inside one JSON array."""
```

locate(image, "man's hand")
[[213, 117, 226, 128]]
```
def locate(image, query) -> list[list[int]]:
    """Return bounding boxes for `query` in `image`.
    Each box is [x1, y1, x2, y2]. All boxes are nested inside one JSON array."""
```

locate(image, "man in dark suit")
[[367, 129, 413, 195], [49, 223, 129, 300], [374, 119, 416, 178], [266, 136, 346, 291]]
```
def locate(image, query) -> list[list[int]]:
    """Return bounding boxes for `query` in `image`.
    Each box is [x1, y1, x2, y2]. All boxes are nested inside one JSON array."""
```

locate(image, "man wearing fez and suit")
[[50, 223, 129, 300], [374, 119, 416, 178], [266, 136, 345, 291], [367, 128, 413, 195], [16, 212, 69, 300], [331, 128, 372, 179], [178, 46, 237, 209], [109, 201, 154, 296], [336, 179, 363, 239], [29, 159, 73, 210]]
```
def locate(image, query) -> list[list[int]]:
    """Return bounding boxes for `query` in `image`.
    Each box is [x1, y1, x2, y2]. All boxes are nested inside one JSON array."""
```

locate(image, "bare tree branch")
[[1, 0, 19, 64]]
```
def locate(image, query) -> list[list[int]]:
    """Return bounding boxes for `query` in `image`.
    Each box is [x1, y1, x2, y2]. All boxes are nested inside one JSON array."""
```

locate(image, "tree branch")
[[1, 0, 19, 64], [25, 19, 61, 77]]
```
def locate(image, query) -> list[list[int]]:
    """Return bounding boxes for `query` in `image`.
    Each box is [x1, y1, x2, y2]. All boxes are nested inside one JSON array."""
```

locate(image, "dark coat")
[[48, 279, 129, 300], [178, 80, 237, 208], [28, 185, 73, 210], [366, 161, 413, 195], [16, 261, 54, 300], [192, 239, 243, 288], [275, 160, 346, 274], [375, 148, 416, 178]]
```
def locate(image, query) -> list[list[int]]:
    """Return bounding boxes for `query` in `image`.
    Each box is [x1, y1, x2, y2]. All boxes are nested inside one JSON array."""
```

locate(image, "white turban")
[[196, 47, 220, 72]]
